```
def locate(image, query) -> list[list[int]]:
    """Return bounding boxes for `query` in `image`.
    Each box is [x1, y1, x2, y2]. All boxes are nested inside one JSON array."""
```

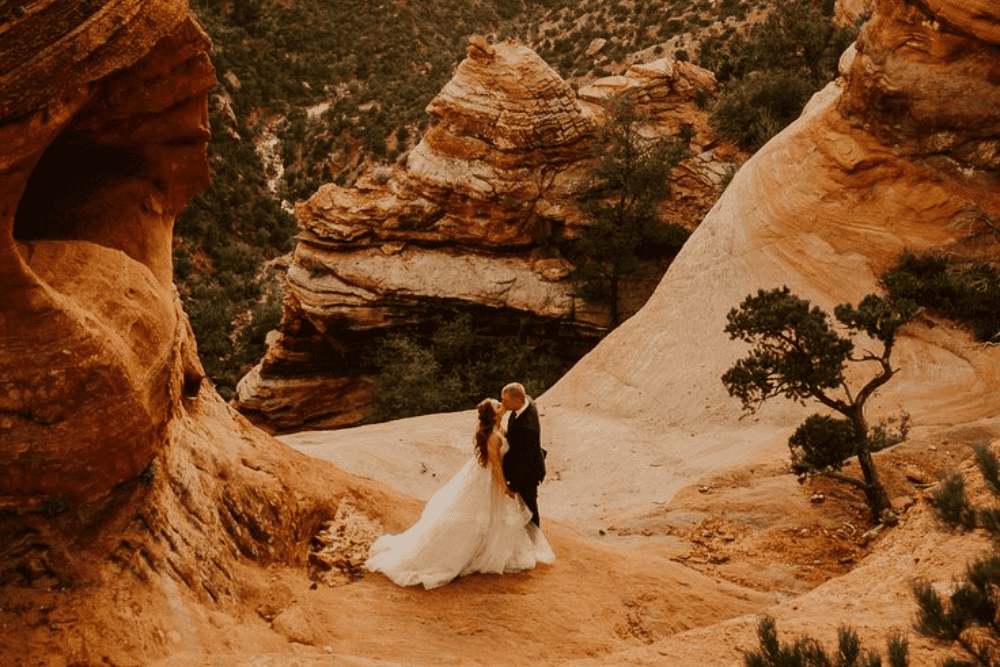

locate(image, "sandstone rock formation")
[[234, 38, 727, 432], [538, 0, 1000, 521], [834, 0, 875, 25], [0, 1, 409, 662], [0, 7, 772, 667], [0, 0, 216, 507], [7, 0, 1000, 665], [275, 0, 1000, 663]]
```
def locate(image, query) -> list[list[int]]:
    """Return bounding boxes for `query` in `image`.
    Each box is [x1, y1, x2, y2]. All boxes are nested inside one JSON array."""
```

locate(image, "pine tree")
[[722, 287, 915, 523], [570, 96, 689, 328]]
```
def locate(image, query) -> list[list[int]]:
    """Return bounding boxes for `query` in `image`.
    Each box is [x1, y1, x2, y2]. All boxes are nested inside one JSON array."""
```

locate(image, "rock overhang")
[[0, 2, 215, 506]]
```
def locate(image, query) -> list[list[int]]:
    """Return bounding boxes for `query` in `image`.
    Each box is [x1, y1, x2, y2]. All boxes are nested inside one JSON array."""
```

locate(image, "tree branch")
[[810, 389, 850, 416]]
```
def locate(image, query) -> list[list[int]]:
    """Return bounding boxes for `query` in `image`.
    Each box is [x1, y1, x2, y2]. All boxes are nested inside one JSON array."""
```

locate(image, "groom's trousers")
[[519, 484, 540, 527]]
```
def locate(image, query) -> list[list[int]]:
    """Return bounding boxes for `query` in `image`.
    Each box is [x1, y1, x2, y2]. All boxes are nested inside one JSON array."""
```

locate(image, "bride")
[[364, 398, 555, 589]]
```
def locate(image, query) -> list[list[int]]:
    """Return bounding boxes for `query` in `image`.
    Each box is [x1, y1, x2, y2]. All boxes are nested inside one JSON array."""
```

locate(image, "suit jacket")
[[502, 399, 546, 493]]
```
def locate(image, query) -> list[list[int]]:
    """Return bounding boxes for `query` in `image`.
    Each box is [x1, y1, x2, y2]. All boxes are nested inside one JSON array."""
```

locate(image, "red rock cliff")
[[0, 2, 409, 663], [233, 37, 727, 433]]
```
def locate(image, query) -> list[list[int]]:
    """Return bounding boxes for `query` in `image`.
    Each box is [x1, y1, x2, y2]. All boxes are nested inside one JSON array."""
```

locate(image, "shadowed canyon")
[[2, 0, 1000, 666]]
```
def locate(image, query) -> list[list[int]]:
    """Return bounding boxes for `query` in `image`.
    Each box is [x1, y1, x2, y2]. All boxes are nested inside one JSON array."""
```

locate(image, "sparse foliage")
[[367, 311, 587, 424], [704, 0, 859, 150], [709, 70, 815, 150], [932, 472, 977, 531], [882, 252, 1000, 344], [179, 0, 540, 397], [744, 615, 909, 667], [722, 287, 915, 523], [569, 97, 690, 328], [917, 443, 1000, 666]]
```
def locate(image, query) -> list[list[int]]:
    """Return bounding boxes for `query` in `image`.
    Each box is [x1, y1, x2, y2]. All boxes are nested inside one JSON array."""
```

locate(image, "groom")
[[501, 382, 546, 527]]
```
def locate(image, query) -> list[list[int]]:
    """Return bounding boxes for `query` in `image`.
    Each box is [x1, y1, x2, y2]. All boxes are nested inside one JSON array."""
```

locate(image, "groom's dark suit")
[[503, 399, 546, 526]]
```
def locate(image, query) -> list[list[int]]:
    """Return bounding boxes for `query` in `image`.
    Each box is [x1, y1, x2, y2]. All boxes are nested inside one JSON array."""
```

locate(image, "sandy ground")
[[280, 406, 793, 535], [258, 411, 1000, 667]]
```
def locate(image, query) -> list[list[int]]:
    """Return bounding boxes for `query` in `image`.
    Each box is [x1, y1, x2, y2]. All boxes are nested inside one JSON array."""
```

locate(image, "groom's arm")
[[524, 403, 542, 450], [525, 403, 545, 481]]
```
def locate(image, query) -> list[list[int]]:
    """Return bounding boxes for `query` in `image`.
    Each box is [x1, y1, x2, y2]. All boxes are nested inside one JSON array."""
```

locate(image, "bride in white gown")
[[365, 398, 555, 589]]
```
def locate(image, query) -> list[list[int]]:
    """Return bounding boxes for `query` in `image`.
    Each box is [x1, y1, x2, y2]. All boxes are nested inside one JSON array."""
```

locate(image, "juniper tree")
[[570, 96, 689, 329], [721, 287, 915, 523]]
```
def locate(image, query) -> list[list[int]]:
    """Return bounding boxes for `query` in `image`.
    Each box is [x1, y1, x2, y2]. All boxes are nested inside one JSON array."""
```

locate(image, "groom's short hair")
[[502, 382, 525, 401]]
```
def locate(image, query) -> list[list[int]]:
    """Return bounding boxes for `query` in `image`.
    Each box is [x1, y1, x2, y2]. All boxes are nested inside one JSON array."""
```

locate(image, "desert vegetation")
[[722, 287, 915, 523], [744, 615, 908, 667], [703, 0, 859, 150], [176, 0, 858, 400], [744, 441, 1000, 667], [882, 252, 1000, 344], [366, 310, 590, 424], [180, 0, 540, 397], [919, 443, 1000, 667], [569, 97, 691, 328]]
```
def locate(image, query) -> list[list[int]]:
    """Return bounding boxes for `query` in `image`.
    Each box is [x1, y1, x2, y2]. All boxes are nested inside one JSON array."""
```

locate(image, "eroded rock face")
[[840, 0, 1000, 171], [545, 0, 1000, 444], [0, 4, 413, 663], [834, 0, 875, 25], [235, 38, 726, 432], [0, 2, 214, 507]]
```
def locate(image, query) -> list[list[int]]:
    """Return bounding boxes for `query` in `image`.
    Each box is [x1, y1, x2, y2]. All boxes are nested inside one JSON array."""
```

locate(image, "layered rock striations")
[[3, 1, 1000, 665], [0, 2, 413, 663], [535, 0, 1000, 518], [840, 0, 1000, 173], [286, 0, 1000, 601], [235, 37, 726, 433], [0, 0, 216, 506]]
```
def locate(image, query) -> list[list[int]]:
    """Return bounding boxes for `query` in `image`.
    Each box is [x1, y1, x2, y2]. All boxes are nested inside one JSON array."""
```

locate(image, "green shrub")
[[931, 472, 977, 531], [367, 335, 463, 422], [788, 414, 860, 473], [744, 616, 909, 667], [366, 310, 587, 424], [710, 70, 815, 150], [882, 252, 1000, 343], [915, 443, 1000, 665], [699, 0, 858, 150]]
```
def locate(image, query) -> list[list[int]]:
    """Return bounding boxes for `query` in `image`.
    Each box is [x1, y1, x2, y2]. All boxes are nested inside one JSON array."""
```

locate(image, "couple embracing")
[[365, 383, 554, 589]]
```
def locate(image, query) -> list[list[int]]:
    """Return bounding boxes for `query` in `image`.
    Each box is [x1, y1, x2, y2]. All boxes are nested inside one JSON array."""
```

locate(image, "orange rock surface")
[[1, 0, 1000, 666], [235, 38, 726, 432]]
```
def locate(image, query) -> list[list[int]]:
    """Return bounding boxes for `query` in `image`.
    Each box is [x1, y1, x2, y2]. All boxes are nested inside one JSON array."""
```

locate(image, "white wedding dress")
[[365, 436, 555, 589]]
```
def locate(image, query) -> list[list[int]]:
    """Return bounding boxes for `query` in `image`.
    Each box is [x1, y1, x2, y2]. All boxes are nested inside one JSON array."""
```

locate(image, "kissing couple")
[[365, 382, 554, 589]]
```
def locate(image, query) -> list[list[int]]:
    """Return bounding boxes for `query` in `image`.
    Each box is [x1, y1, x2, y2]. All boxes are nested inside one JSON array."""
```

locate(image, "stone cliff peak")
[[428, 36, 593, 153], [234, 36, 727, 432]]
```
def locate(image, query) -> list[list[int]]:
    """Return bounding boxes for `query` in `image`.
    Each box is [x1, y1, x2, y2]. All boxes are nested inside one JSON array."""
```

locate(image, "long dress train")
[[364, 439, 555, 589]]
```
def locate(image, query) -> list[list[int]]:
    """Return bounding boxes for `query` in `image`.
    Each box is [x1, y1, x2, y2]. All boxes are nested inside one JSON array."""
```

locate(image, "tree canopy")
[[722, 287, 915, 523], [569, 97, 689, 328]]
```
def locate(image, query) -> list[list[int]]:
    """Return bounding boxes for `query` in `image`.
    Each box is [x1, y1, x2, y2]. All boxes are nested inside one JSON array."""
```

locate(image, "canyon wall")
[[234, 37, 730, 433], [288, 0, 1000, 536], [0, 2, 415, 662], [533, 0, 1000, 518], [2, 0, 1000, 665]]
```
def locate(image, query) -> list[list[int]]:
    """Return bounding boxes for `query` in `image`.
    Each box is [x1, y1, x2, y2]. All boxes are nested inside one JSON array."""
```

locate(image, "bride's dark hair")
[[474, 399, 496, 467]]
